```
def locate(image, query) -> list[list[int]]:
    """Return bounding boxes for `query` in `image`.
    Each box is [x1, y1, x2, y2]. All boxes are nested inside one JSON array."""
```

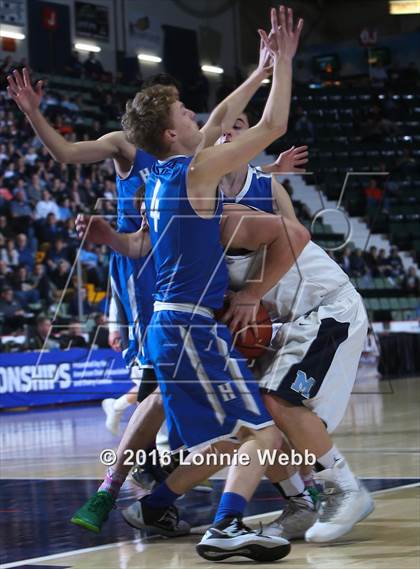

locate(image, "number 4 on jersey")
[[150, 180, 161, 231]]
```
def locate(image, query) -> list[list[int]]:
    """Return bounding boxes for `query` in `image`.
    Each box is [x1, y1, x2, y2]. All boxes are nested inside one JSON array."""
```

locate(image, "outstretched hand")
[[264, 145, 309, 173], [7, 68, 44, 115], [258, 5, 303, 62]]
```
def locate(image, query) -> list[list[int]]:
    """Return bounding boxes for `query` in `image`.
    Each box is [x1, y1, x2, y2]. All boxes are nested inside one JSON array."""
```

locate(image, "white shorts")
[[258, 283, 368, 432]]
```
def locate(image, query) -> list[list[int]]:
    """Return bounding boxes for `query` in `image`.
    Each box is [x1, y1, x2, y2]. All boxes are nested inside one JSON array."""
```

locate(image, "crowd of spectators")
[[334, 245, 419, 295], [0, 57, 120, 350]]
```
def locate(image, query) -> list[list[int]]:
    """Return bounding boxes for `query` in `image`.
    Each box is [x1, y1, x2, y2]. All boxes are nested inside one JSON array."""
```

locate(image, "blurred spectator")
[[0, 260, 12, 289], [68, 286, 94, 317], [387, 246, 405, 279], [37, 213, 64, 243], [0, 286, 25, 333], [350, 248, 367, 277], [26, 174, 43, 205], [35, 190, 60, 219], [84, 53, 105, 81], [364, 245, 379, 276], [339, 246, 352, 275], [31, 263, 51, 303], [89, 313, 109, 348], [46, 237, 71, 269], [1, 239, 19, 266], [401, 267, 420, 296], [12, 264, 40, 308], [60, 321, 88, 349], [27, 315, 60, 350], [50, 259, 71, 291], [16, 233, 35, 270], [364, 178, 383, 217], [64, 51, 83, 78], [376, 248, 393, 277], [9, 188, 33, 233]]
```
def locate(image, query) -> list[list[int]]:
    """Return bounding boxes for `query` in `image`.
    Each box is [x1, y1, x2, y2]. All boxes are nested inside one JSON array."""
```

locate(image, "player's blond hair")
[[122, 85, 178, 158]]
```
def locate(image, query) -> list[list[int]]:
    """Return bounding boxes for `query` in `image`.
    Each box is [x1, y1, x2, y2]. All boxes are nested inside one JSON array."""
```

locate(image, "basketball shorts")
[[145, 302, 274, 452], [258, 283, 368, 432]]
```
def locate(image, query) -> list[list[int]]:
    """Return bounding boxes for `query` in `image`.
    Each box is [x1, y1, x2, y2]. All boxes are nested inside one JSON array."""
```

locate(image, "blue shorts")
[[146, 308, 273, 452], [108, 251, 156, 368]]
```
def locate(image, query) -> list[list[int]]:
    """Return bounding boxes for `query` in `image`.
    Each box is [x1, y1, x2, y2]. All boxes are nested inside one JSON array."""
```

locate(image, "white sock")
[[318, 446, 358, 490], [317, 446, 344, 469], [280, 472, 305, 496], [113, 394, 132, 412], [279, 473, 314, 509]]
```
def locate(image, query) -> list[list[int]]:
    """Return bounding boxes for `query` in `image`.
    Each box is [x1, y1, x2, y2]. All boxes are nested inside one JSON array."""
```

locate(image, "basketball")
[[216, 299, 272, 359]]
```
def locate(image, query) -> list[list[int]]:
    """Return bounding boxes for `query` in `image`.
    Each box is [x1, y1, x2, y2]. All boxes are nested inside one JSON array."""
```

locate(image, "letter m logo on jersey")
[[290, 370, 316, 399]]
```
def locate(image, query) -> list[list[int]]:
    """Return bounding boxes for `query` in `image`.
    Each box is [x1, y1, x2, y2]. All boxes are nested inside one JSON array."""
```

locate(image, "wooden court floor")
[[1, 363, 419, 568]]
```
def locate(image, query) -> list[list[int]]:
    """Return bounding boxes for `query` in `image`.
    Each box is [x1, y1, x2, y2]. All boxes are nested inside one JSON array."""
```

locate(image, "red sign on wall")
[[42, 6, 58, 30]]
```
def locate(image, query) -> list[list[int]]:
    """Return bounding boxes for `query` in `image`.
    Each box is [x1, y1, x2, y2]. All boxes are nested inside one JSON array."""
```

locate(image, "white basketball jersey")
[[226, 241, 350, 322]]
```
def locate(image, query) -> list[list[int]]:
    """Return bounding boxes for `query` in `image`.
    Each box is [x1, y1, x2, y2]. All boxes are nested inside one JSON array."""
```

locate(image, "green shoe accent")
[[307, 486, 321, 506], [70, 491, 115, 533]]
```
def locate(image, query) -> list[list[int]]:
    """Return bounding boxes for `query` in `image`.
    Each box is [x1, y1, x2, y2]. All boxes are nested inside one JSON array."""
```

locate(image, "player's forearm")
[[260, 57, 292, 134], [215, 69, 266, 127], [243, 217, 309, 299], [204, 69, 267, 144], [107, 229, 151, 259], [25, 108, 75, 162]]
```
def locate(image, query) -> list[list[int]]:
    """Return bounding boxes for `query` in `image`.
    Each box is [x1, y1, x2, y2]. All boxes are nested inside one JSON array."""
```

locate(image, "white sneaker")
[[102, 398, 123, 436], [197, 516, 291, 562], [305, 460, 374, 543], [264, 496, 318, 540]]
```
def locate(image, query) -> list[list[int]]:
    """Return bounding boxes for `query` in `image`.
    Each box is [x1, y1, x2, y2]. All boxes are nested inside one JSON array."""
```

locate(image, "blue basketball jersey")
[[145, 155, 228, 310], [115, 148, 156, 233], [221, 165, 274, 214], [108, 148, 157, 366]]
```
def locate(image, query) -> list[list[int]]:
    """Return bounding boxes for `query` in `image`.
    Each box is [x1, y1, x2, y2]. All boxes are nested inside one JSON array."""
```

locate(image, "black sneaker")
[[196, 516, 291, 562], [121, 496, 190, 537]]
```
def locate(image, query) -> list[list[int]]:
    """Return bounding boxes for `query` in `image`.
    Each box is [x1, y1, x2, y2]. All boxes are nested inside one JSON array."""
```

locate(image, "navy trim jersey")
[[116, 148, 156, 233], [108, 148, 157, 366], [221, 165, 274, 214], [145, 155, 228, 309]]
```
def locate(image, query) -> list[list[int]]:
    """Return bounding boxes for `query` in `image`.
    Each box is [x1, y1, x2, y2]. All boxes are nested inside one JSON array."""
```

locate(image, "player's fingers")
[[294, 156, 309, 164], [221, 305, 233, 324], [295, 17, 304, 39], [278, 5, 286, 34], [258, 29, 271, 52], [287, 6, 293, 35], [13, 69, 24, 89], [6, 86, 18, 101], [6, 74, 18, 93], [271, 7, 279, 33], [293, 167, 307, 173], [22, 67, 31, 87]]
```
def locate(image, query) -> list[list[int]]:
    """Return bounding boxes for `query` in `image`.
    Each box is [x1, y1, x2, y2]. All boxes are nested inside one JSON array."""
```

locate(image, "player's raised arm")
[[190, 6, 303, 193], [75, 214, 151, 258], [7, 68, 135, 168], [199, 38, 272, 148]]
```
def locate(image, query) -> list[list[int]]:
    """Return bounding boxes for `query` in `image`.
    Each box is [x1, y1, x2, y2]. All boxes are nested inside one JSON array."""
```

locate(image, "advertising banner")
[[0, 349, 131, 409]]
